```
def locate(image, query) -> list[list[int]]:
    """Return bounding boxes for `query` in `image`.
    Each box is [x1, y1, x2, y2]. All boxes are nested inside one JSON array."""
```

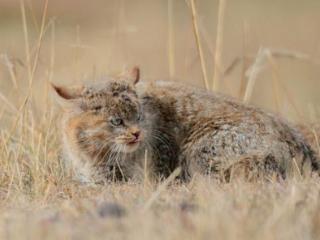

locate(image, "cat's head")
[[52, 67, 146, 156]]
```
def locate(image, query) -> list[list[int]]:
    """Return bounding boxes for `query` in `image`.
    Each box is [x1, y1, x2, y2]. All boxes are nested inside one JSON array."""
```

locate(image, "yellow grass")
[[190, 0, 210, 89], [212, 0, 226, 91], [1, 0, 320, 239]]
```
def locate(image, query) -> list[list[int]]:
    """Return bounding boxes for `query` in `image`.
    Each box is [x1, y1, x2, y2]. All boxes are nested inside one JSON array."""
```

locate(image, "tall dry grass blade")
[[73, 24, 82, 80], [239, 21, 249, 99], [35, 133, 43, 173], [292, 158, 303, 180], [43, 110, 55, 166], [243, 47, 268, 103], [244, 47, 309, 120], [0, 54, 18, 88], [212, 0, 227, 91], [31, 0, 49, 83], [49, 20, 56, 79], [45, 19, 56, 120], [143, 167, 181, 212], [3, 96, 29, 156], [0, 91, 19, 114], [278, 81, 304, 121], [270, 49, 309, 60], [26, 0, 40, 32], [167, 0, 175, 78], [190, 0, 210, 90], [19, 0, 49, 126], [244, 47, 305, 120], [266, 52, 282, 112], [20, 0, 32, 86], [143, 149, 149, 191], [184, 0, 215, 57], [270, 49, 304, 121], [266, 49, 315, 117], [223, 58, 241, 77], [310, 127, 320, 156]]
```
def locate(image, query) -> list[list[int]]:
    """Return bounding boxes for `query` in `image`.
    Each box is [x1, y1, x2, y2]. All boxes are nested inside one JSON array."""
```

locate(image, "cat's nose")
[[132, 130, 140, 139]]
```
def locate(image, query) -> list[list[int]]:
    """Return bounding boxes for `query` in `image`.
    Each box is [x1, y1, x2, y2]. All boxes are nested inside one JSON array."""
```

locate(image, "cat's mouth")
[[121, 140, 140, 153], [127, 138, 140, 145], [116, 139, 142, 153], [124, 137, 142, 150], [116, 132, 143, 153]]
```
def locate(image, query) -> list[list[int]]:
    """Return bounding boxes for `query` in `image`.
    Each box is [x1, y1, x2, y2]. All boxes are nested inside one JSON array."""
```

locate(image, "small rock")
[[179, 201, 197, 213], [97, 202, 126, 218]]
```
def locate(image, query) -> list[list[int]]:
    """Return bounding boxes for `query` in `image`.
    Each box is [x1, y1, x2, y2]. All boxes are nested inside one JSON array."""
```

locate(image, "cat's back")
[[137, 80, 249, 118], [137, 80, 320, 175], [138, 80, 311, 144]]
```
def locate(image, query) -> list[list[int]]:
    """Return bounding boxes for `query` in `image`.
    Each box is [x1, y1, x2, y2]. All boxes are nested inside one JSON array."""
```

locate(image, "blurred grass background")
[[1, 0, 320, 124], [1, 2, 320, 239]]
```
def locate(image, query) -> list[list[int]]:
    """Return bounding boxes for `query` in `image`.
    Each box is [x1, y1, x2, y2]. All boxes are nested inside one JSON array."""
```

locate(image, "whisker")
[[114, 144, 125, 180]]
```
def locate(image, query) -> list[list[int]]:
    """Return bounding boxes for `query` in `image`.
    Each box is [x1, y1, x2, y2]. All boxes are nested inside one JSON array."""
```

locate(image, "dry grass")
[[1, 0, 320, 239], [190, 0, 210, 89]]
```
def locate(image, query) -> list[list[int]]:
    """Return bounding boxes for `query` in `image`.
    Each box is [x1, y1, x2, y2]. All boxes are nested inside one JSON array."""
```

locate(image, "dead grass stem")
[[190, 0, 210, 90], [212, 0, 226, 91]]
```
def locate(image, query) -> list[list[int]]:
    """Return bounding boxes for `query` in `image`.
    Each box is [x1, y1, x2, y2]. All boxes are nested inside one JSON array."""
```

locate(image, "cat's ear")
[[50, 83, 83, 108], [120, 66, 140, 85]]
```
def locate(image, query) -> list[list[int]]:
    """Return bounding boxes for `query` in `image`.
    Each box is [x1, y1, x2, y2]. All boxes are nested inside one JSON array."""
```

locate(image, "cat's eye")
[[110, 117, 123, 126]]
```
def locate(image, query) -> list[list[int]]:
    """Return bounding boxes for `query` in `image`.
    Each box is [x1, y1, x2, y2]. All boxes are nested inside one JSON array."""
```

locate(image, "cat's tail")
[[296, 123, 320, 154], [295, 122, 320, 173]]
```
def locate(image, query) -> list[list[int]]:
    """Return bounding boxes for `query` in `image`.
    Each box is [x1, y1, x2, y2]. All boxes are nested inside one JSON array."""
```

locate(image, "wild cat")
[[53, 67, 319, 182], [52, 68, 177, 183], [136, 74, 320, 181]]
